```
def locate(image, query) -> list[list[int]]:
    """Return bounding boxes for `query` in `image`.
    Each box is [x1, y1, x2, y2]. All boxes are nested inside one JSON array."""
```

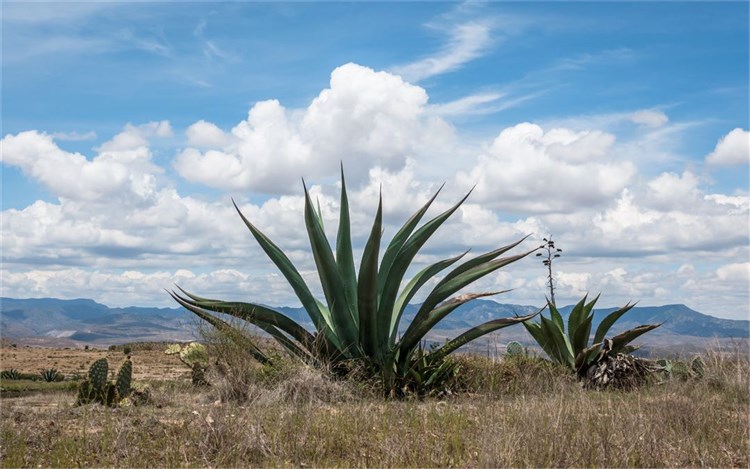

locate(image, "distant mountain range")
[[1, 297, 747, 354]]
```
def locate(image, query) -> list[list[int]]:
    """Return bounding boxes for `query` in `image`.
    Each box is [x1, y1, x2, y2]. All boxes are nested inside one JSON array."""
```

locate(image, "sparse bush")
[[205, 325, 362, 404]]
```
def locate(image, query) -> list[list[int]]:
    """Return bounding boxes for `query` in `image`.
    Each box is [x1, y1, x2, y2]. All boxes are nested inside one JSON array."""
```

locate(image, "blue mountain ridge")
[[2, 297, 747, 346]]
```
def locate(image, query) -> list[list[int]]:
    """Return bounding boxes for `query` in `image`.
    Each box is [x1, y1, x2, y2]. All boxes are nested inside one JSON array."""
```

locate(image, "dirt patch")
[[0, 346, 189, 381]]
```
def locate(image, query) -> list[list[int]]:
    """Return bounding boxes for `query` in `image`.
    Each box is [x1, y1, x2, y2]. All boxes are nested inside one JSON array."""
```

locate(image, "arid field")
[[1, 343, 748, 468]]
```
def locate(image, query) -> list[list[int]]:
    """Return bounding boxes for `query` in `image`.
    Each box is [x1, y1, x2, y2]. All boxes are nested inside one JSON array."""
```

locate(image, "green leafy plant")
[[523, 294, 661, 377], [671, 360, 691, 380], [171, 170, 539, 396]]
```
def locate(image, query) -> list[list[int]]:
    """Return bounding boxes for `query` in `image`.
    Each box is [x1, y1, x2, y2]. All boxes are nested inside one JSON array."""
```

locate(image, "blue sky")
[[2, 1, 749, 320]]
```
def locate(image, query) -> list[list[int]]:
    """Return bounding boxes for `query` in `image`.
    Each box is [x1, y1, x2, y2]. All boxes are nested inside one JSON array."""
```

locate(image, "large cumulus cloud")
[[174, 63, 455, 194], [457, 123, 635, 213]]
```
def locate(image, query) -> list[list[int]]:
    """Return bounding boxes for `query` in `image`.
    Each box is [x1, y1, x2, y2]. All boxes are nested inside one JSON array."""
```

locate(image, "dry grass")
[[1, 348, 748, 468]]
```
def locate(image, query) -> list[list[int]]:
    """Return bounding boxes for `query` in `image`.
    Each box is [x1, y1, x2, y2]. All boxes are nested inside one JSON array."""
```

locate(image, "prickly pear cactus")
[[191, 363, 210, 387], [75, 379, 95, 406], [75, 358, 137, 407], [181, 343, 209, 367], [166, 342, 211, 386], [656, 358, 673, 374], [691, 356, 705, 378], [164, 344, 182, 356], [506, 341, 524, 358], [88, 358, 109, 391], [129, 383, 153, 406], [105, 383, 119, 407], [116, 359, 133, 398], [671, 360, 690, 380]]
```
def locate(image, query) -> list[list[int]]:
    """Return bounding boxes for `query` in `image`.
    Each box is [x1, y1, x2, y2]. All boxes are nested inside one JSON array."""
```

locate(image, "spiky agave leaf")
[[303, 180, 360, 356], [357, 192, 382, 358]]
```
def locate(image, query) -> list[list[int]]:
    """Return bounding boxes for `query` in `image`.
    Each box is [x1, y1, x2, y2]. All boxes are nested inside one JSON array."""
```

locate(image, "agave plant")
[[1, 368, 21, 380], [523, 294, 660, 377], [40, 368, 62, 382], [171, 169, 540, 395]]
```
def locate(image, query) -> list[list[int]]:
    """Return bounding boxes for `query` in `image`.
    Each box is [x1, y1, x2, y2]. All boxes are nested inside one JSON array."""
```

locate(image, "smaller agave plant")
[[1, 369, 21, 380], [523, 294, 661, 378], [40, 368, 62, 382]]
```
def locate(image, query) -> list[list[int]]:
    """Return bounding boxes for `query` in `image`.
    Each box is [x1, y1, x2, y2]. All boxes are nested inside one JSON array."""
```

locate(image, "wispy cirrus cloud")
[[428, 91, 546, 117], [551, 47, 637, 71], [390, 21, 493, 82]]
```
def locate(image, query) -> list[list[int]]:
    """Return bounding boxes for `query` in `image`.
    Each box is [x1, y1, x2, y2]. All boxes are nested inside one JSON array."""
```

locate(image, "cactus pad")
[[671, 360, 690, 380], [88, 358, 109, 391], [105, 383, 119, 407], [75, 379, 96, 406], [691, 356, 705, 378], [506, 341, 524, 357], [116, 360, 133, 398]]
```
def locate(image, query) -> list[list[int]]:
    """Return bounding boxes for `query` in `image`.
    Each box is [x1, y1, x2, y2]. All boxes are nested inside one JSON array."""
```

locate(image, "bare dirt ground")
[[0, 346, 189, 381]]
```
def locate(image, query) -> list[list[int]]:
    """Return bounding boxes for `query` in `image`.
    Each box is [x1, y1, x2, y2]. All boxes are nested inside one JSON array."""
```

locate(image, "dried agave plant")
[[583, 339, 658, 390]]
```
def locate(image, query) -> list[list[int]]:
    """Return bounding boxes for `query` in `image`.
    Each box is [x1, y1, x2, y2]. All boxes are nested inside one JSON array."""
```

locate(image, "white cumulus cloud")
[[706, 128, 749, 166], [1, 122, 170, 203], [456, 123, 633, 213], [174, 63, 455, 193]]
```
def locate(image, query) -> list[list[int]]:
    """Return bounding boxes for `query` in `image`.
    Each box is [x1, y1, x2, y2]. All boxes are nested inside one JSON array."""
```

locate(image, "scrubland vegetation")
[[1, 344, 748, 468]]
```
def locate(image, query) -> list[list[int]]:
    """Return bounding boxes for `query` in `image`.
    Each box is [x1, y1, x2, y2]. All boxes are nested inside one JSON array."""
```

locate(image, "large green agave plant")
[[170, 169, 540, 394], [522, 294, 660, 376]]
